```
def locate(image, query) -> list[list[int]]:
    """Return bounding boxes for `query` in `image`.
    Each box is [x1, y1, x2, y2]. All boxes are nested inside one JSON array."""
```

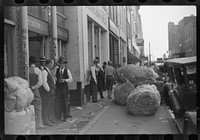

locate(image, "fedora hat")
[[29, 56, 38, 62], [93, 59, 99, 64], [39, 56, 46, 62], [58, 56, 67, 64]]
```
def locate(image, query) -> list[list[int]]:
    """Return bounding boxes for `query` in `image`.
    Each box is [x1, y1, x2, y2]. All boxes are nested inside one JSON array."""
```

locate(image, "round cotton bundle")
[[117, 65, 156, 86], [114, 82, 135, 106], [126, 84, 160, 116]]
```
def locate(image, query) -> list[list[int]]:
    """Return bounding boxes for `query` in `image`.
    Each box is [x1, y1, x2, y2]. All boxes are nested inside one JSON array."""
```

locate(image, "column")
[[92, 22, 95, 60], [98, 27, 101, 64], [52, 6, 58, 60], [21, 6, 29, 82]]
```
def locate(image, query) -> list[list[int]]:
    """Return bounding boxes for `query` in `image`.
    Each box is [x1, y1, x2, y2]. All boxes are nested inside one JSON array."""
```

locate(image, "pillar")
[[98, 27, 101, 64], [52, 6, 58, 60], [21, 6, 29, 82], [91, 22, 95, 60]]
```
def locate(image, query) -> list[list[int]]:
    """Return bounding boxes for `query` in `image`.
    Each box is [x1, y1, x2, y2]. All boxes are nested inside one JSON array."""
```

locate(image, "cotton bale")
[[114, 82, 135, 106], [117, 65, 156, 86], [126, 84, 160, 116]]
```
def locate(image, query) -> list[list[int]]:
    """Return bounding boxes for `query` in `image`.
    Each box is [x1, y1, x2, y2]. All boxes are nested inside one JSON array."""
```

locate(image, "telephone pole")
[[149, 42, 151, 65]]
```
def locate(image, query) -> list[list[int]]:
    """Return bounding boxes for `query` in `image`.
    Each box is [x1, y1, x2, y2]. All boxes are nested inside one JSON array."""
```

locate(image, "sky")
[[139, 6, 196, 61]]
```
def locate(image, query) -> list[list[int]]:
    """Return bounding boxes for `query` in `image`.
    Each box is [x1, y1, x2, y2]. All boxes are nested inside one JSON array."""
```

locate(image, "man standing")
[[55, 56, 73, 121], [105, 61, 115, 99], [29, 56, 46, 129], [90, 59, 99, 102], [40, 59, 56, 126]]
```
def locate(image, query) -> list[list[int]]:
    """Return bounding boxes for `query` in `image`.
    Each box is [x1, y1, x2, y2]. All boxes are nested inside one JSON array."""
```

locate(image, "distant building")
[[168, 15, 196, 58], [179, 15, 196, 57], [168, 22, 179, 58]]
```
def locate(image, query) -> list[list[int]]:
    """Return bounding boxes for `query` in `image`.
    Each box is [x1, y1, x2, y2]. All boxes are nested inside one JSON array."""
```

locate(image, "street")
[[34, 91, 179, 134], [83, 98, 179, 134]]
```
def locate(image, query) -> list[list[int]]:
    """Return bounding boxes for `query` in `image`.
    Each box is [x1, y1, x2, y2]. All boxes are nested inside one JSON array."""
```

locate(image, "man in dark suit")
[[40, 59, 56, 126], [55, 56, 73, 121]]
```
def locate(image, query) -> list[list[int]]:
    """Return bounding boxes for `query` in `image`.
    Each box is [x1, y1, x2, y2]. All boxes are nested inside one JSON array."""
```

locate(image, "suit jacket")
[[56, 68, 69, 91], [40, 67, 56, 103]]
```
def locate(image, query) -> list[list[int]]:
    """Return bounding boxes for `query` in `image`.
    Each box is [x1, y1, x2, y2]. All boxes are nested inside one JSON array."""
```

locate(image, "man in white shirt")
[[29, 56, 46, 129], [55, 56, 73, 121]]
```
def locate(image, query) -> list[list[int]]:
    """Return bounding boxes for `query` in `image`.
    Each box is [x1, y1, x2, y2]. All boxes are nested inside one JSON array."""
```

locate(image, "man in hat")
[[40, 59, 56, 126], [55, 56, 73, 121], [29, 56, 46, 129], [90, 59, 99, 102]]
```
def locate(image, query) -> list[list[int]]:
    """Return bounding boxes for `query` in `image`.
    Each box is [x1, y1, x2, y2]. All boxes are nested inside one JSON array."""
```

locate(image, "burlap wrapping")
[[5, 105, 35, 135], [114, 82, 135, 106], [4, 76, 34, 112], [126, 84, 160, 116]]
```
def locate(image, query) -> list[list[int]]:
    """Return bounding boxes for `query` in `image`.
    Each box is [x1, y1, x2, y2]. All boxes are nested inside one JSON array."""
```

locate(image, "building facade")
[[168, 15, 196, 58], [168, 22, 179, 58], [4, 6, 144, 106]]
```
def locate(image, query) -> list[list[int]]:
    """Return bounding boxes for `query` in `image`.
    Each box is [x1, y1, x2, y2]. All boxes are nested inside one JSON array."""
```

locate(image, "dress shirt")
[[58, 68, 73, 83], [91, 65, 97, 83], [29, 64, 43, 89]]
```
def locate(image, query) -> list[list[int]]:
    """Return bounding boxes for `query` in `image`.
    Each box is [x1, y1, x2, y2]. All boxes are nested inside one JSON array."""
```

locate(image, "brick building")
[[4, 6, 144, 106]]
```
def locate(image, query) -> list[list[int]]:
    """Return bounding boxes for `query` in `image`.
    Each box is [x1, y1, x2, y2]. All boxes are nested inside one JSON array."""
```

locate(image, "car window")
[[186, 65, 196, 88], [174, 67, 185, 85]]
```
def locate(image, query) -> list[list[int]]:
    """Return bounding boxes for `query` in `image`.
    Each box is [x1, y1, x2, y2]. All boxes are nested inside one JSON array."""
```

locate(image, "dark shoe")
[[101, 96, 104, 99], [46, 123, 53, 126], [37, 126, 47, 129], [67, 115, 72, 118], [109, 97, 112, 99], [51, 120, 59, 123], [92, 100, 98, 103]]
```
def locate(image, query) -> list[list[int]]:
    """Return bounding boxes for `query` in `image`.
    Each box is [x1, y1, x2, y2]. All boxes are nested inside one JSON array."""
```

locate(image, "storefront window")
[[4, 25, 15, 78]]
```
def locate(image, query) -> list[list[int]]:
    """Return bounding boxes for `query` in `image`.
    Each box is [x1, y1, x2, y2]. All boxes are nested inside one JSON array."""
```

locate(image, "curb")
[[78, 106, 109, 134]]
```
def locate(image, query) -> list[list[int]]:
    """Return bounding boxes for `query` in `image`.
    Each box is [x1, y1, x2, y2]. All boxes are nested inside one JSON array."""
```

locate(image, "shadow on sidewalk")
[[36, 97, 112, 134]]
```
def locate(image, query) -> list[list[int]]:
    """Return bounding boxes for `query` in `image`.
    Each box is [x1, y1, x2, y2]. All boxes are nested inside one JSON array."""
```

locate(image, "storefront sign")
[[87, 6, 107, 27], [28, 15, 49, 35], [109, 19, 119, 37], [137, 39, 144, 46], [57, 27, 69, 41]]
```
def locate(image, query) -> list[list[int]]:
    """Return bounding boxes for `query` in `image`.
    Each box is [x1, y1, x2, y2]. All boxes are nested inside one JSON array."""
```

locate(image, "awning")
[[127, 49, 141, 64]]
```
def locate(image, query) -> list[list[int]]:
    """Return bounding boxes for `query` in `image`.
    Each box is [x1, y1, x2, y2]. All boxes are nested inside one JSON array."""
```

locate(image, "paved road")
[[84, 100, 179, 134]]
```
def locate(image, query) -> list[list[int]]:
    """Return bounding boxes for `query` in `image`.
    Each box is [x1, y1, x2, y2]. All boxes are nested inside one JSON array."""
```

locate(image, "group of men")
[[29, 56, 73, 129]]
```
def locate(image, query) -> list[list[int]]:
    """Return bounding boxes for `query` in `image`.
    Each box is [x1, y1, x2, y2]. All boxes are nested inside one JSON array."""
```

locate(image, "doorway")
[[29, 31, 47, 60]]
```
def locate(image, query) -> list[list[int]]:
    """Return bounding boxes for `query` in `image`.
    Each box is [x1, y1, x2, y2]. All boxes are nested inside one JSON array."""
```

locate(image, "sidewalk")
[[36, 92, 111, 135]]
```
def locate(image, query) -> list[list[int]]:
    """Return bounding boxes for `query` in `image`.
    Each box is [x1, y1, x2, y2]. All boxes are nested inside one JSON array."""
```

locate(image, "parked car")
[[162, 56, 196, 134]]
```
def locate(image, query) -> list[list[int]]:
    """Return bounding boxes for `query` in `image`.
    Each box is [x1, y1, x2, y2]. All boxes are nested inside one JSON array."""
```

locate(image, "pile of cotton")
[[113, 82, 135, 106], [117, 65, 157, 86], [126, 84, 160, 116]]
